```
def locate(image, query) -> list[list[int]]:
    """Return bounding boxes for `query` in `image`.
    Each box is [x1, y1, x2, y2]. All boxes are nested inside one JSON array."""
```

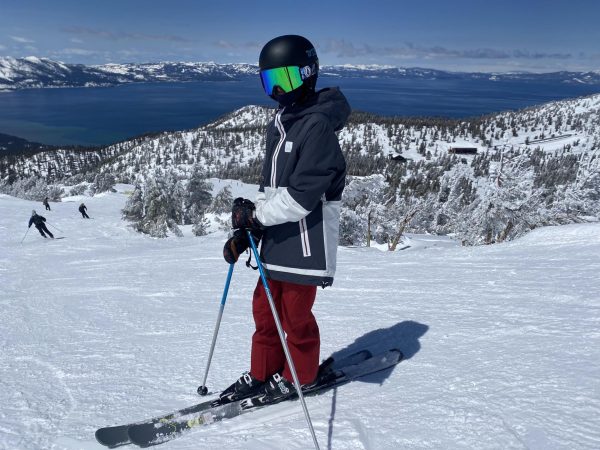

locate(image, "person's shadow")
[[323, 320, 428, 449]]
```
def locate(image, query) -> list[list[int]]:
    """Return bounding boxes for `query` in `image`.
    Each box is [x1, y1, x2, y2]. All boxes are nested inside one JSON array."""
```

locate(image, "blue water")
[[0, 76, 598, 146]]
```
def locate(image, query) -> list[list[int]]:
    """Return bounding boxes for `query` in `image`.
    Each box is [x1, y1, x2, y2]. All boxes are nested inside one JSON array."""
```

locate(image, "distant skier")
[[29, 210, 54, 239], [219, 35, 350, 405], [79, 203, 90, 219], [43, 197, 51, 211]]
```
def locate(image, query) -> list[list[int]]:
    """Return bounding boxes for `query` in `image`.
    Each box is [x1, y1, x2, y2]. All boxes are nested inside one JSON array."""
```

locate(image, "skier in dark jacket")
[[43, 197, 51, 211], [29, 210, 54, 238], [220, 35, 350, 405], [79, 202, 90, 218]]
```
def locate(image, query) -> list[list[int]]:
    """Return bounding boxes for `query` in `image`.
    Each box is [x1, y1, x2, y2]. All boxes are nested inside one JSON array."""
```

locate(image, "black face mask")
[[271, 88, 304, 107], [270, 78, 317, 107]]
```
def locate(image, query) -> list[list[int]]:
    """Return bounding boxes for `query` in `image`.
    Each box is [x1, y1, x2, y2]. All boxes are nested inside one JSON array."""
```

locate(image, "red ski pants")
[[250, 278, 319, 385]]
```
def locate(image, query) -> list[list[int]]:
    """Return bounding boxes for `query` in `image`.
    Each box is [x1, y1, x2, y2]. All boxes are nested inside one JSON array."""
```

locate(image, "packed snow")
[[1, 185, 599, 450]]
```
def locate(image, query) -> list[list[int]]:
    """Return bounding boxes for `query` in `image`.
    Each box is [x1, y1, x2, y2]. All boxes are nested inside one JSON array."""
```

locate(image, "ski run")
[[1, 183, 599, 449]]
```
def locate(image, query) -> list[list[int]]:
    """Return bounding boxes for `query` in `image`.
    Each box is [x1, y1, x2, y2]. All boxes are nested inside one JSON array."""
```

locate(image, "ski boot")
[[254, 373, 297, 405], [218, 372, 265, 404]]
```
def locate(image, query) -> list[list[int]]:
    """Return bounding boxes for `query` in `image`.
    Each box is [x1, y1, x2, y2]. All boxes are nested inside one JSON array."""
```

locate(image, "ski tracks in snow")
[[2, 192, 600, 449], [0, 357, 76, 449]]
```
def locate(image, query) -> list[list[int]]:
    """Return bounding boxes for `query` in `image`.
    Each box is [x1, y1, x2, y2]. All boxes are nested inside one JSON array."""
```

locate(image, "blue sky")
[[1, 0, 598, 72]]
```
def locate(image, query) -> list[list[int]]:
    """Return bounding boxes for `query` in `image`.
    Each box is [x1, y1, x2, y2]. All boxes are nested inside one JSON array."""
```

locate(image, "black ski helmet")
[[259, 35, 319, 105]]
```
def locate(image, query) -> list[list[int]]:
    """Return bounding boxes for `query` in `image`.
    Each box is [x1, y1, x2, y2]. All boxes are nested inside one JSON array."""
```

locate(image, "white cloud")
[[62, 26, 192, 43], [59, 48, 96, 56], [213, 40, 261, 51], [321, 39, 573, 61], [9, 35, 35, 44]]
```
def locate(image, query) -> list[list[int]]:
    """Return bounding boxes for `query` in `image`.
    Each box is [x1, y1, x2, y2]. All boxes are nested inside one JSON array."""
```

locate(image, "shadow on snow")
[[325, 320, 428, 449], [327, 319, 428, 385]]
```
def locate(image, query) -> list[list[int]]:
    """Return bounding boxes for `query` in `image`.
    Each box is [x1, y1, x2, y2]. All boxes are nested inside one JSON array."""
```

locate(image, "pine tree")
[[91, 173, 116, 195], [185, 165, 212, 224], [209, 185, 233, 214], [192, 212, 210, 236], [122, 183, 144, 222]]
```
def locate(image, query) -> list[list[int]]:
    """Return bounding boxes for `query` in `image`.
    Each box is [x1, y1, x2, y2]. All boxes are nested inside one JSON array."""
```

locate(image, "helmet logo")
[[300, 65, 313, 79], [305, 48, 317, 58]]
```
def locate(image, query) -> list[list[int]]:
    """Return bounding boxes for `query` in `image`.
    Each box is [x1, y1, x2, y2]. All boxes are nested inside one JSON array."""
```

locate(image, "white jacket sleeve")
[[255, 188, 310, 227]]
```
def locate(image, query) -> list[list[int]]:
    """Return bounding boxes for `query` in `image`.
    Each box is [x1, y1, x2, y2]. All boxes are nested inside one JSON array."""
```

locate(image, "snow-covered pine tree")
[[0, 175, 52, 201], [456, 151, 544, 244], [340, 175, 387, 246], [69, 183, 89, 196], [165, 170, 185, 225], [339, 208, 366, 246], [185, 165, 212, 224], [192, 212, 210, 236], [91, 173, 116, 195], [125, 171, 183, 237], [209, 185, 233, 214], [136, 176, 170, 237], [122, 183, 144, 222], [46, 184, 64, 201]]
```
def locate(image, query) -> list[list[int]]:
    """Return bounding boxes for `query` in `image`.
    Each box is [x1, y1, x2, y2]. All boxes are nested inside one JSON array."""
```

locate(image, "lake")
[[1, 76, 599, 146]]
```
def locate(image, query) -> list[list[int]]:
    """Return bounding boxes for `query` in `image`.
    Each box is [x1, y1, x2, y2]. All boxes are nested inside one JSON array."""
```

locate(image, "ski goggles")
[[260, 65, 313, 96]]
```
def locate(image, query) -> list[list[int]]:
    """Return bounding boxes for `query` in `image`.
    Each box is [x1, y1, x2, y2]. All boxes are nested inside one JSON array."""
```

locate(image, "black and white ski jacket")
[[255, 87, 351, 287]]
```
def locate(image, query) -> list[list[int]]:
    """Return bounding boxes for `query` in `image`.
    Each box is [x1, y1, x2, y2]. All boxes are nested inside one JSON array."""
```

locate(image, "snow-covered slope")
[[1, 188, 599, 449]]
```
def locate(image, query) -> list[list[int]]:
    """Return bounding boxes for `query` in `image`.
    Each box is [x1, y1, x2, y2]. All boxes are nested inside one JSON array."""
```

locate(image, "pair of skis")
[[96, 348, 402, 448]]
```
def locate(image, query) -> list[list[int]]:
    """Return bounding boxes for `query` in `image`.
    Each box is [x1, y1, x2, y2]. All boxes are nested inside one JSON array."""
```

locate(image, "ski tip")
[[95, 425, 130, 448]]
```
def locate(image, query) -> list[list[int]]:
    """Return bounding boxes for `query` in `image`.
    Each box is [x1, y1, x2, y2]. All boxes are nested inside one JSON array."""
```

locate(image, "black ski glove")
[[223, 229, 261, 264], [231, 197, 263, 231]]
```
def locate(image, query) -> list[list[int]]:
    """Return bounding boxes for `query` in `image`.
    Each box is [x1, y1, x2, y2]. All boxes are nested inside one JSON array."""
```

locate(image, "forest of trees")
[[1, 97, 599, 245]]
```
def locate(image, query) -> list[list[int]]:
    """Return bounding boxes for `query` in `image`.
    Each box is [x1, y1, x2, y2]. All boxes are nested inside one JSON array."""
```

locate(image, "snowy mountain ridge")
[[0, 57, 259, 90], [1, 56, 600, 90]]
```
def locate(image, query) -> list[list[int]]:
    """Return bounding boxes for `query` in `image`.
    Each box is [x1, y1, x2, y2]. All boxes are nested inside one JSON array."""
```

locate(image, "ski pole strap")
[[245, 251, 258, 270], [245, 230, 259, 270]]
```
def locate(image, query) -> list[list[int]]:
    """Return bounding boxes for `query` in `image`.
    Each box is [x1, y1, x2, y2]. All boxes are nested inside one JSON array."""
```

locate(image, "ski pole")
[[48, 223, 63, 233], [197, 263, 235, 396], [246, 229, 320, 450], [20, 228, 30, 244]]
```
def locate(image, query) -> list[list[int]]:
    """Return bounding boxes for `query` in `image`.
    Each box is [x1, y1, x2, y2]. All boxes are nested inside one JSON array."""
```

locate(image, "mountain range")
[[1, 56, 600, 91]]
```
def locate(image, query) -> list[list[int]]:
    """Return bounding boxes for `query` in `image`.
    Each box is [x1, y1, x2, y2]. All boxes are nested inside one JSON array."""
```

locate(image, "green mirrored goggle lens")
[[260, 66, 304, 96]]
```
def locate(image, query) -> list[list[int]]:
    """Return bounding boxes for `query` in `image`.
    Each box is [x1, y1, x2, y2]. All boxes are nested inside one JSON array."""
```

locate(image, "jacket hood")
[[280, 87, 351, 132]]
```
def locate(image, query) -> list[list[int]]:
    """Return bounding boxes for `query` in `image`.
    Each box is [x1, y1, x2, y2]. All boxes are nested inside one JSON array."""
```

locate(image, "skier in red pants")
[[220, 35, 350, 405], [251, 279, 319, 386]]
